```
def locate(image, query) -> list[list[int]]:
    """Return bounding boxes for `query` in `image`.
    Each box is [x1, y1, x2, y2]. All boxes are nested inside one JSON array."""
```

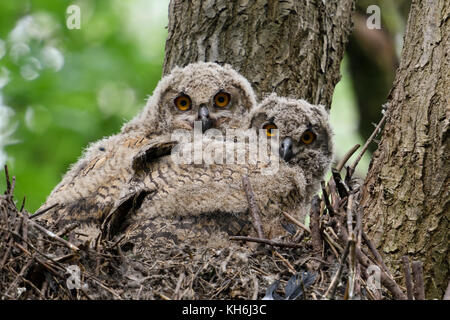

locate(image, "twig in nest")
[[40, 278, 49, 298], [53, 253, 77, 263], [346, 194, 354, 237], [4, 165, 12, 193], [324, 239, 352, 299], [346, 194, 357, 299], [353, 205, 362, 298], [241, 175, 265, 239], [13, 242, 63, 277], [56, 223, 78, 238], [0, 227, 69, 280], [0, 218, 20, 269], [355, 206, 362, 248], [337, 227, 407, 300], [251, 276, 259, 300], [401, 256, 414, 300], [411, 261, 425, 300], [108, 233, 127, 250], [25, 216, 80, 252], [31, 203, 59, 219], [324, 227, 344, 253], [362, 231, 391, 277], [229, 236, 304, 249], [335, 144, 360, 172], [273, 250, 296, 274], [309, 196, 323, 256], [282, 211, 310, 233], [173, 272, 185, 300], [322, 230, 341, 260], [321, 181, 335, 216], [332, 169, 349, 199], [8, 265, 45, 299], [349, 112, 387, 176], [82, 270, 123, 299], [19, 210, 29, 250], [327, 179, 341, 214], [3, 258, 34, 299]]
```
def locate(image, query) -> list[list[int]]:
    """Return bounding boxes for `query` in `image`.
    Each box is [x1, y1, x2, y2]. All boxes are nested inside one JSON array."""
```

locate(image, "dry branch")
[[242, 175, 265, 239], [402, 256, 414, 300], [229, 236, 304, 249], [309, 196, 323, 256], [324, 239, 351, 299], [336, 144, 360, 172], [349, 112, 387, 175], [282, 211, 310, 233], [411, 261, 425, 300]]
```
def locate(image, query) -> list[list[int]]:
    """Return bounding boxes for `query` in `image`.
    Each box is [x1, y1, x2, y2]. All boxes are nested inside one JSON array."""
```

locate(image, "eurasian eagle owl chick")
[[249, 93, 334, 206], [35, 62, 257, 239]]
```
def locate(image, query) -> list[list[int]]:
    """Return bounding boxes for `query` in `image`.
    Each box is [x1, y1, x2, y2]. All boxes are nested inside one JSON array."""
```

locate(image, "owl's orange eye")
[[214, 91, 231, 108], [301, 130, 316, 144], [174, 94, 192, 111], [262, 123, 277, 137]]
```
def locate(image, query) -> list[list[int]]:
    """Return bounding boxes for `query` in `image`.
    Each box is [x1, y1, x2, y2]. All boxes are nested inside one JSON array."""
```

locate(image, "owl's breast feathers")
[[102, 138, 306, 241]]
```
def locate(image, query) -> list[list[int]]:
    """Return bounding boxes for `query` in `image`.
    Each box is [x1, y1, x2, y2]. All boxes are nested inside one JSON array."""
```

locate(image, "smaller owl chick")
[[36, 62, 257, 243], [249, 93, 334, 207]]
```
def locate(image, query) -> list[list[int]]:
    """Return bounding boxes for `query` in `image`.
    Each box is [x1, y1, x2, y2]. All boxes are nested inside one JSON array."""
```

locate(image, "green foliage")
[[0, 0, 169, 212], [330, 57, 371, 176]]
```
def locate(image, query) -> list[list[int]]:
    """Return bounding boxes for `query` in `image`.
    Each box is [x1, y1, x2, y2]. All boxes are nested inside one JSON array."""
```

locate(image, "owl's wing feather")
[[132, 139, 178, 172], [101, 136, 178, 238], [35, 133, 176, 242]]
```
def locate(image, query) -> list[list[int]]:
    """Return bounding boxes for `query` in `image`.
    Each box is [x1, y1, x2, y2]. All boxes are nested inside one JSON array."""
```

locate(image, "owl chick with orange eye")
[[249, 93, 334, 207], [35, 62, 257, 243]]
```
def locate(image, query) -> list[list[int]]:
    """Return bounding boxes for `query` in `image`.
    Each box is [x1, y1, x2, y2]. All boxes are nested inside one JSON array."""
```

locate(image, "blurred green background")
[[0, 0, 407, 212]]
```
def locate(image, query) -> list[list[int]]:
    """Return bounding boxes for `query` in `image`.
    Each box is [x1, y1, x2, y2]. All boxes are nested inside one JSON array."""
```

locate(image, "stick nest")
[[2, 112, 421, 301]]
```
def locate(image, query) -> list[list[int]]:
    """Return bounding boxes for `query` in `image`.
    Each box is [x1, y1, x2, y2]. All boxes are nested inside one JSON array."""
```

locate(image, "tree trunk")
[[361, 0, 449, 299], [163, 0, 355, 106]]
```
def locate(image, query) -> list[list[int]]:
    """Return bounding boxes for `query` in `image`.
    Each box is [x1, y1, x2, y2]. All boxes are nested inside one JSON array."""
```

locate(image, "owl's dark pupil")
[[218, 97, 225, 103], [180, 100, 187, 106]]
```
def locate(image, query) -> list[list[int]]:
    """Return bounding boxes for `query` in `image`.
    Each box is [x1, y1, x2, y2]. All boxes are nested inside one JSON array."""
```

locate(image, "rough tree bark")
[[163, 0, 355, 106], [361, 0, 449, 299]]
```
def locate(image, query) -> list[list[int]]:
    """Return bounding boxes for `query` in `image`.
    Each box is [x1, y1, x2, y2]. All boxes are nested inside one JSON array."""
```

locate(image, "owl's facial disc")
[[169, 86, 247, 133]]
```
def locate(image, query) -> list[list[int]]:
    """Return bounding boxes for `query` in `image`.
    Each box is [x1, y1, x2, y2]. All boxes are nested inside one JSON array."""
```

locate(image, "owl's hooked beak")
[[279, 137, 294, 162], [198, 104, 213, 132]]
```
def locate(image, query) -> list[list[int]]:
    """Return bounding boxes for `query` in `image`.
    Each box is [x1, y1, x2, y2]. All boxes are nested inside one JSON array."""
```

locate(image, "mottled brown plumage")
[[35, 62, 257, 243], [249, 94, 334, 207], [108, 94, 334, 252]]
